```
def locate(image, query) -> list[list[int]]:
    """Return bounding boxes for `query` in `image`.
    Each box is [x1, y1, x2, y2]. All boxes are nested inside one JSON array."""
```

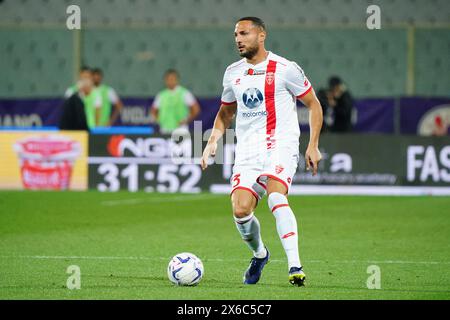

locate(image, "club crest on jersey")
[[242, 88, 264, 109], [266, 72, 275, 85]]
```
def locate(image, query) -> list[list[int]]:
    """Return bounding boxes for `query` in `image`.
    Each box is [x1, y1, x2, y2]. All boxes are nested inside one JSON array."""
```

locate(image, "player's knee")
[[266, 181, 288, 196], [233, 207, 253, 219], [268, 192, 288, 209], [233, 200, 254, 219], [231, 190, 256, 218]]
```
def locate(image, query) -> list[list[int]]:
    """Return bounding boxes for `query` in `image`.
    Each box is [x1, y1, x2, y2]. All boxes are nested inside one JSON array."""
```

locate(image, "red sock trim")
[[271, 203, 289, 213], [282, 232, 296, 239]]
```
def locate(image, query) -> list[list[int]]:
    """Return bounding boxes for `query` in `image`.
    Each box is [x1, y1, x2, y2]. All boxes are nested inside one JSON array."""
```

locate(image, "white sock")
[[234, 213, 267, 259], [268, 192, 301, 269]]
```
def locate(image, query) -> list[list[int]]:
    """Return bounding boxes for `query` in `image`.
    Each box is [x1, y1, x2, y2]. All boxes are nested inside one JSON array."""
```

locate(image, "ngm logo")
[[107, 135, 191, 158], [242, 88, 264, 109]]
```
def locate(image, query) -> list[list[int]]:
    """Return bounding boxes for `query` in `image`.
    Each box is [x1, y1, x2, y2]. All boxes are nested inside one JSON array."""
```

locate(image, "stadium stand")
[[0, 0, 449, 97], [1, 0, 449, 27]]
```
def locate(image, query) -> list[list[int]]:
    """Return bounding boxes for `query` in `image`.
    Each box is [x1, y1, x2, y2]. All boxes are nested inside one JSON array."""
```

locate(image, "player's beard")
[[239, 44, 259, 59]]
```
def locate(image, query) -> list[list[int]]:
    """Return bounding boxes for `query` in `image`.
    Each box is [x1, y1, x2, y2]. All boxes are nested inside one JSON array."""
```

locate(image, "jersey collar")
[[245, 51, 272, 68]]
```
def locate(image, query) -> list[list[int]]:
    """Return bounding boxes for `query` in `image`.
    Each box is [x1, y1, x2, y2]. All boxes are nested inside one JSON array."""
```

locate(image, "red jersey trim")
[[296, 86, 313, 99], [265, 60, 277, 150], [230, 186, 259, 202]]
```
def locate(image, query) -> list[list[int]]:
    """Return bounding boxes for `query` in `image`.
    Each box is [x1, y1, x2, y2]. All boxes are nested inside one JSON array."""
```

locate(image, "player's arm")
[[190, 102, 201, 122], [150, 107, 158, 122], [109, 98, 124, 126], [150, 94, 160, 123], [180, 102, 201, 126], [180, 92, 201, 126], [201, 102, 237, 170], [298, 90, 323, 176]]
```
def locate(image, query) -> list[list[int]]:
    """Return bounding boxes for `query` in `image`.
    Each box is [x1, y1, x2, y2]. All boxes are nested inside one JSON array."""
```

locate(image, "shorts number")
[[232, 173, 241, 188]]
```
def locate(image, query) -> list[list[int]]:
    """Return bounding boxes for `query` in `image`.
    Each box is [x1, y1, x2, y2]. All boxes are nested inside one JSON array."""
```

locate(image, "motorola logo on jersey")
[[242, 88, 264, 109], [242, 110, 268, 118]]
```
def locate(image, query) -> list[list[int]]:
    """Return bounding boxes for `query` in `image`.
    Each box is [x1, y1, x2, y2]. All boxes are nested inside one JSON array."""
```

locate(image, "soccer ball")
[[167, 252, 204, 286]]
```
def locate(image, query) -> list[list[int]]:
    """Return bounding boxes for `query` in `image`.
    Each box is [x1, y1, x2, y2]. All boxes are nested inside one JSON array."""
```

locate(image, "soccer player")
[[64, 66, 91, 98], [151, 69, 201, 134], [63, 67, 102, 129], [92, 68, 124, 127], [201, 17, 323, 286]]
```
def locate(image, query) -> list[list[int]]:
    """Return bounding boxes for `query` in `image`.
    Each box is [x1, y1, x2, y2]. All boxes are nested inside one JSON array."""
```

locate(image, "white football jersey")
[[221, 51, 312, 165]]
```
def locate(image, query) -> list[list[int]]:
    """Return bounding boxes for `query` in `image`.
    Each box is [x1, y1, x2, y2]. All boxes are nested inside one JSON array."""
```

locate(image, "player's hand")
[[305, 144, 322, 176], [201, 141, 217, 170]]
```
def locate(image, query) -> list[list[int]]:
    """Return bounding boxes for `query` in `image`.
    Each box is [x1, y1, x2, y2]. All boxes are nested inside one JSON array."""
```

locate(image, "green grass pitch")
[[0, 191, 449, 300]]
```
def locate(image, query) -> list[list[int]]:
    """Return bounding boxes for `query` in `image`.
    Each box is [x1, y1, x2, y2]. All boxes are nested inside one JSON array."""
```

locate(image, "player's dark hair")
[[328, 76, 343, 89], [92, 67, 103, 75], [164, 69, 179, 78], [237, 17, 266, 31], [79, 65, 91, 73]]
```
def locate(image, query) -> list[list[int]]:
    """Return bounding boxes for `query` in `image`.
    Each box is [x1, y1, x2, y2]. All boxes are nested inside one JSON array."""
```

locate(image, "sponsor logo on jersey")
[[241, 110, 268, 118], [266, 72, 275, 85], [244, 68, 266, 76], [242, 88, 264, 109]]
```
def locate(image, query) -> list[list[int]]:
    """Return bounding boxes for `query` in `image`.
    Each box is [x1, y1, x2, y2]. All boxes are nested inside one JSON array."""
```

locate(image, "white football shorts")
[[230, 147, 299, 201]]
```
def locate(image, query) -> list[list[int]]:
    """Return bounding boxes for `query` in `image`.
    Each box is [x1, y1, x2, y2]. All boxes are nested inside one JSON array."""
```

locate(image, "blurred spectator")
[[315, 88, 331, 132], [151, 69, 201, 134], [64, 66, 90, 98], [328, 76, 354, 133], [92, 68, 124, 127], [59, 92, 88, 130], [59, 68, 102, 130]]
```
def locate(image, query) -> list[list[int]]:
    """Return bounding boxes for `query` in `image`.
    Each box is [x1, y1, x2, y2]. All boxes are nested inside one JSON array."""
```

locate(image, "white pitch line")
[[100, 194, 220, 206], [1, 255, 449, 265], [209, 184, 450, 196]]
